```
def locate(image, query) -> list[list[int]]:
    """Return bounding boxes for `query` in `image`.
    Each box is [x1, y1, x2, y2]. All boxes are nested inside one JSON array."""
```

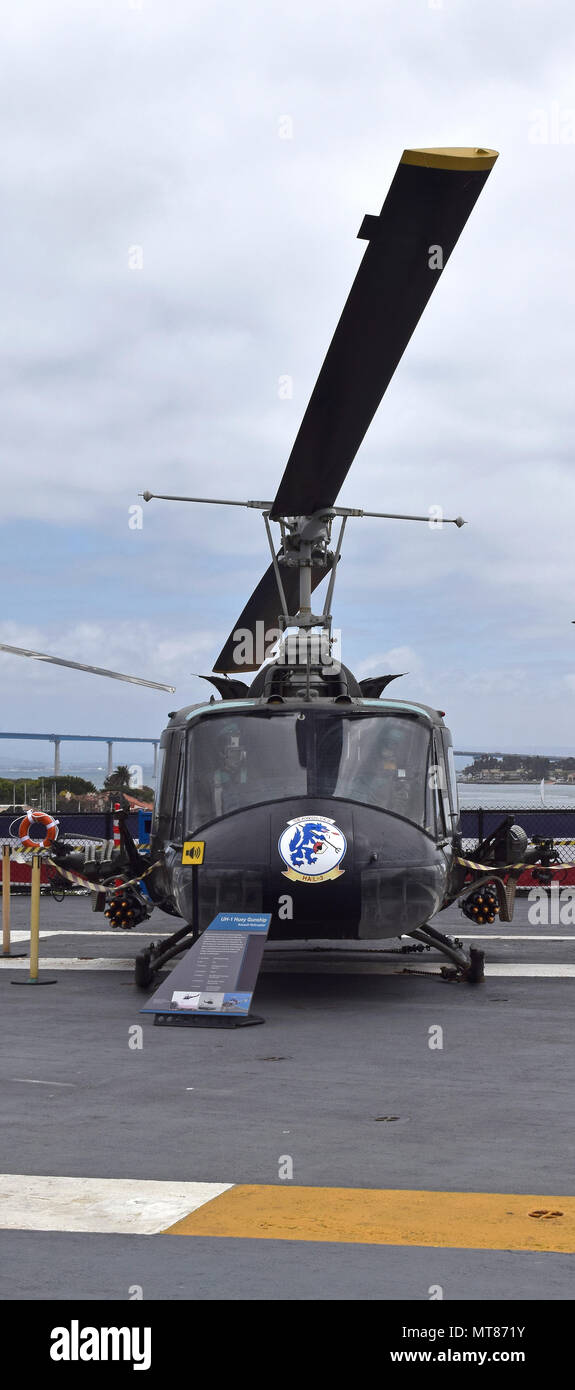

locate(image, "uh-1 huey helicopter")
[[2, 145, 556, 988]]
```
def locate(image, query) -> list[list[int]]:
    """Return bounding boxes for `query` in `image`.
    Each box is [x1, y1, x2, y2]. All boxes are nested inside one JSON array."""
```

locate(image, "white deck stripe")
[[481, 963, 575, 977], [10, 930, 575, 943], [11, 1079, 76, 1087], [8, 930, 170, 942], [5, 931, 61, 942], [0, 1175, 232, 1234], [7, 930, 575, 945], [454, 934, 575, 941], [0, 957, 136, 970], [1, 957, 575, 977]]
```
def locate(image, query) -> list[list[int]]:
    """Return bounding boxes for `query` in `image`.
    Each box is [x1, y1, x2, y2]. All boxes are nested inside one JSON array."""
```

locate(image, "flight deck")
[[1, 894, 573, 1302]]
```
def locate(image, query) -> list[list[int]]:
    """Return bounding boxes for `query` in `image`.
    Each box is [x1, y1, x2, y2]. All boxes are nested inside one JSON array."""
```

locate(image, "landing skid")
[[135, 922, 198, 989], [408, 923, 485, 984], [135, 921, 486, 990]]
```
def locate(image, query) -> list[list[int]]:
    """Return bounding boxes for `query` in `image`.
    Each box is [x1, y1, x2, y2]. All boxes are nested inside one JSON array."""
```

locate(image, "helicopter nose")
[[358, 861, 447, 936], [353, 807, 448, 937]]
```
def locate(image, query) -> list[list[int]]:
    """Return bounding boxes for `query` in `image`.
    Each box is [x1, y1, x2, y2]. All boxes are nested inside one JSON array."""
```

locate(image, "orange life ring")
[[18, 810, 58, 851]]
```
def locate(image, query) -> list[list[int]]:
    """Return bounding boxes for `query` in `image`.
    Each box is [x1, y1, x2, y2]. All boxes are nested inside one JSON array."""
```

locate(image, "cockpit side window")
[[172, 744, 186, 841], [426, 734, 448, 839], [445, 740, 460, 829], [151, 745, 166, 832]]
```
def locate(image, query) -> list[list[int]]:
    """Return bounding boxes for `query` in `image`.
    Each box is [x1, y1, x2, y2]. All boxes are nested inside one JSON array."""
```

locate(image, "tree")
[[0, 775, 95, 803], [103, 765, 132, 792], [134, 785, 155, 804]]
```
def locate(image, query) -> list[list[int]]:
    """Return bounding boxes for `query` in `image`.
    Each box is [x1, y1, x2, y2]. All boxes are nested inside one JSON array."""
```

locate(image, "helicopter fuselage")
[[148, 696, 464, 941]]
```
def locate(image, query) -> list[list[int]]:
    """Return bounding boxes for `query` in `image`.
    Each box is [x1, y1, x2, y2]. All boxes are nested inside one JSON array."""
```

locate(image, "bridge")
[[0, 736, 560, 784], [0, 732, 160, 780]]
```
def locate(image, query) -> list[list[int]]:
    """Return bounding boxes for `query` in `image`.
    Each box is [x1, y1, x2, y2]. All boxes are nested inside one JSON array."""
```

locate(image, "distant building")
[[77, 792, 108, 812], [123, 793, 154, 812]]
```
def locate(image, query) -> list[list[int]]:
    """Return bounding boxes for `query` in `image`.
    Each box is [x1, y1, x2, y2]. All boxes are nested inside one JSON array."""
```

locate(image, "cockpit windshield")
[[187, 710, 431, 829]]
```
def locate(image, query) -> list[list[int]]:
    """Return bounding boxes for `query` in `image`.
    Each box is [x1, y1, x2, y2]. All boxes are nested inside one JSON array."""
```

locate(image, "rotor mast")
[[141, 491, 464, 651]]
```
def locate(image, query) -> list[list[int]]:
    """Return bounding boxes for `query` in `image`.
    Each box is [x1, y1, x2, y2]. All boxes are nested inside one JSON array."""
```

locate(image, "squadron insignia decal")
[[278, 815, 347, 883]]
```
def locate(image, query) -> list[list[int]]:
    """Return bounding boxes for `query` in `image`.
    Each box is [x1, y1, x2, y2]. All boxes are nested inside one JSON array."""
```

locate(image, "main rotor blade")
[[0, 644, 175, 693], [271, 147, 498, 519], [213, 558, 333, 673]]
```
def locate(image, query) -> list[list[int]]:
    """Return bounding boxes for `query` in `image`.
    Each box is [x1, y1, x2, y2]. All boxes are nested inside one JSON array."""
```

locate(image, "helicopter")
[[2, 145, 556, 988]]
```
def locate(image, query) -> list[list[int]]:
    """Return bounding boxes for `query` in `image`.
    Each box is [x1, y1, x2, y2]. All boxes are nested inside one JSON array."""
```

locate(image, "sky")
[[1, 0, 575, 775]]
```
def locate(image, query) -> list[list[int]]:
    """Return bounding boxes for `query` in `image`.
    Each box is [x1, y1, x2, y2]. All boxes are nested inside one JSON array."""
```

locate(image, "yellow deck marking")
[[164, 1185, 575, 1253]]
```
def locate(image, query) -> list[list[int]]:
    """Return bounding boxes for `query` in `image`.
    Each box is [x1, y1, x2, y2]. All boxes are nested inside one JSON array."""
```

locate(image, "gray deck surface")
[[1, 895, 573, 1301]]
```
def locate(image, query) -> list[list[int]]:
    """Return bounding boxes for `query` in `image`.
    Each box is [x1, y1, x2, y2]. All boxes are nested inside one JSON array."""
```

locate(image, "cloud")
[[354, 645, 423, 682], [2, 0, 575, 757]]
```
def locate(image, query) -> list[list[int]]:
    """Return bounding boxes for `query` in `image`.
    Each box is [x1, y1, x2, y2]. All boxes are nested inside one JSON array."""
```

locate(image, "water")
[[2, 757, 574, 808], [0, 761, 156, 790], [458, 781, 575, 809]]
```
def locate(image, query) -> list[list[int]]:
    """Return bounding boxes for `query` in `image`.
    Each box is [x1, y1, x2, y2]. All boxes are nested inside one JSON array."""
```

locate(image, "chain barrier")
[[32, 852, 162, 895], [458, 843, 575, 875]]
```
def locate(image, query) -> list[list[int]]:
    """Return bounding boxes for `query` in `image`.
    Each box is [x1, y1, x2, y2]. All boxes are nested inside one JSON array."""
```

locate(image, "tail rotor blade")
[[271, 146, 498, 519], [0, 644, 175, 693]]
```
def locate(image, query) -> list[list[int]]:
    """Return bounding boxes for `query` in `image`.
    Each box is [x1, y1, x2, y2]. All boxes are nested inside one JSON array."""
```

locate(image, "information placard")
[[141, 912, 271, 1021]]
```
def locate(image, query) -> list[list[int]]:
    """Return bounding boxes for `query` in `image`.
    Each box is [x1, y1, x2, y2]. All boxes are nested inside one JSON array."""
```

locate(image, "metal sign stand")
[[11, 852, 57, 986], [2, 846, 25, 958]]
